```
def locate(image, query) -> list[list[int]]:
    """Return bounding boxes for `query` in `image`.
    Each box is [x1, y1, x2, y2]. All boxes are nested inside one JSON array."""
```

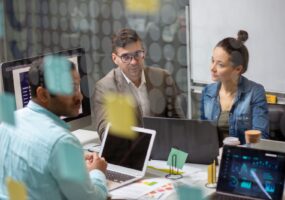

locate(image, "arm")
[[200, 87, 206, 120], [49, 135, 108, 200], [92, 83, 108, 140], [251, 85, 269, 139]]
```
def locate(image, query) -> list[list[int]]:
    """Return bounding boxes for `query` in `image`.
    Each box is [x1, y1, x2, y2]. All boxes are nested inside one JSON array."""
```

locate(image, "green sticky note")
[[167, 148, 188, 169], [43, 55, 73, 95], [56, 143, 86, 182], [0, 2, 4, 38], [175, 183, 203, 200], [0, 93, 16, 125]]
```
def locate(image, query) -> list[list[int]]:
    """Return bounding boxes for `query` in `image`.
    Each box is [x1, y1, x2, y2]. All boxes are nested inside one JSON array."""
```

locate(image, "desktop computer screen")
[[0, 48, 91, 131]]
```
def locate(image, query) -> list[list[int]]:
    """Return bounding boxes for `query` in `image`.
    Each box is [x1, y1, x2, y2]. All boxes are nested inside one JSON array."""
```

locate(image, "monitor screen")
[[0, 48, 91, 130]]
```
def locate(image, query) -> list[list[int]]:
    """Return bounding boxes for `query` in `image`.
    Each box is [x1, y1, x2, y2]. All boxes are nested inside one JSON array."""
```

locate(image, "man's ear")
[[36, 87, 50, 106], [112, 53, 119, 65]]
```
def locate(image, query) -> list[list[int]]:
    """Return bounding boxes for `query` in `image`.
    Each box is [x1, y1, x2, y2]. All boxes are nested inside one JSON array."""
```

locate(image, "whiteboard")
[[190, 0, 285, 93]]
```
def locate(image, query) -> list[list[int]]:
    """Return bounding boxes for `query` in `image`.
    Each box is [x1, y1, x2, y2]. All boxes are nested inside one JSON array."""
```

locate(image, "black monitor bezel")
[[0, 48, 90, 123]]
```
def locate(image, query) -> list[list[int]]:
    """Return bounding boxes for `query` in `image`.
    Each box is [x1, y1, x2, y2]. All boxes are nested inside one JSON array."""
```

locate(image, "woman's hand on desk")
[[85, 152, 108, 173]]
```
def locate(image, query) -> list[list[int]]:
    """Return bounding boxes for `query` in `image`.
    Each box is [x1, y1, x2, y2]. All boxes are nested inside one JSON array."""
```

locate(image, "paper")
[[175, 183, 203, 200], [104, 93, 137, 139], [167, 148, 188, 169], [43, 55, 73, 95], [110, 178, 171, 199], [148, 166, 184, 175], [56, 143, 86, 182], [0, 93, 16, 125], [6, 177, 27, 200], [147, 160, 202, 177], [143, 182, 174, 200], [125, 0, 160, 13], [266, 94, 277, 104]]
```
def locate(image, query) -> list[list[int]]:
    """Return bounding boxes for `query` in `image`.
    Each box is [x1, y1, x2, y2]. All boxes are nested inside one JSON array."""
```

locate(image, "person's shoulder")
[[241, 76, 265, 91], [95, 68, 118, 88], [202, 82, 219, 96]]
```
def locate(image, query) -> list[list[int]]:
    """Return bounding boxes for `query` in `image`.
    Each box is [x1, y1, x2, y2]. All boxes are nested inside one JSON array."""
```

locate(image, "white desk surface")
[[72, 131, 285, 199]]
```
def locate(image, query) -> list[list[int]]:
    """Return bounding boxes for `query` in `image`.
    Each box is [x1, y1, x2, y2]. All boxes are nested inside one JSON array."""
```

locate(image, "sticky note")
[[55, 143, 86, 182], [125, 0, 160, 13], [104, 93, 137, 139], [6, 177, 27, 200], [175, 183, 203, 200], [43, 55, 73, 95], [167, 148, 188, 169], [0, 93, 16, 125], [266, 94, 277, 104], [0, 2, 4, 38]]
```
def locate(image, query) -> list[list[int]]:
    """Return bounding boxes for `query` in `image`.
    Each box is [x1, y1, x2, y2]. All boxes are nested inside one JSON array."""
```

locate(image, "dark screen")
[[218, 146, 285, 200], [0, 48, 90, 123], [101, 131, 152, 171]]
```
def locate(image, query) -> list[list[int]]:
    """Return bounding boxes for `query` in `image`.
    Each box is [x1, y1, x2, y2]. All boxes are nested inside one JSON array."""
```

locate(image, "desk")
[[72, 131, 285, 199]]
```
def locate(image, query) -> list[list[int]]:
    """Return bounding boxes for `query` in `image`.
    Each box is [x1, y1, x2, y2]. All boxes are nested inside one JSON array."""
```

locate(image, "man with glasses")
[[93, 28, 184, 139]]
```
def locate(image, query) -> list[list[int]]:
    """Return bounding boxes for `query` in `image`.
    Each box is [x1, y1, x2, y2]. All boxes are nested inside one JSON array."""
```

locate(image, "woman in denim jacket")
[[200, 30, 269, 145]]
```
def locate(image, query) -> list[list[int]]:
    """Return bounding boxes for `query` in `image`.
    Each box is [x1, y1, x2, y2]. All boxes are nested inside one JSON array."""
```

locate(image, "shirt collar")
[[120, 69, 146, 87], [27, 100, 70, 130], [205, 76, 249, 98]]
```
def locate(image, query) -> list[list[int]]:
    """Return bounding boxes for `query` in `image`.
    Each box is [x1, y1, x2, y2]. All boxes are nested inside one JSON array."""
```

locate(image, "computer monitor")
[[0, 48, 91, 131]]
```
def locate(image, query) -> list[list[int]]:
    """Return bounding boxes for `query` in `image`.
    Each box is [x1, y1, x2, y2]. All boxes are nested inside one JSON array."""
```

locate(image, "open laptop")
[[252, 139, 285, 153], [209, 145, 285, 200], [99, 123, 156, 191], [143, 117, 219, 164]]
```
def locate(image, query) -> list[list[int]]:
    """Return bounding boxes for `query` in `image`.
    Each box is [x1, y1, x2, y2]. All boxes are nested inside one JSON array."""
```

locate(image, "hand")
[[85, 152, 107, 173]]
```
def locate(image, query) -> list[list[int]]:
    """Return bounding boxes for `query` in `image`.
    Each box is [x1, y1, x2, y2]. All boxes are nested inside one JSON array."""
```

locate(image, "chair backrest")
[[280, 113, 285, 138], [268, 104, 285, 140]]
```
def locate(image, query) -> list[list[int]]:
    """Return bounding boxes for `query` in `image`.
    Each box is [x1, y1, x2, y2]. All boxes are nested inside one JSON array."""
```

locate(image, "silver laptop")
[[209, 145, 285, 200], [252, 139, 285, 153], [99, 123, 156, 191], [143, 117, 219, 164]]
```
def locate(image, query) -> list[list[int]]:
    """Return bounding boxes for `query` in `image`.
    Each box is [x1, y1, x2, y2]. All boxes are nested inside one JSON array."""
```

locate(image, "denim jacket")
[[200, 76, 269, 144]]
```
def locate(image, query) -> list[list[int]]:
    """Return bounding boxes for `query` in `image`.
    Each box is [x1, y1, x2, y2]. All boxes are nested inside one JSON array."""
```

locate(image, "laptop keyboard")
[[106, 170, 135, 183]]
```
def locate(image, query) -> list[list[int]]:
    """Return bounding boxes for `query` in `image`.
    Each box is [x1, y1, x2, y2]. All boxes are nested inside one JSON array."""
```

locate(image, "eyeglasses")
[[117, 50, 145, 64]]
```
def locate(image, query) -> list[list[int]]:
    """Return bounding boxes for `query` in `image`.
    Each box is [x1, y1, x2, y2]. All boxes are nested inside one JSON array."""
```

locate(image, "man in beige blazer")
[[93, 28, 185, 139]]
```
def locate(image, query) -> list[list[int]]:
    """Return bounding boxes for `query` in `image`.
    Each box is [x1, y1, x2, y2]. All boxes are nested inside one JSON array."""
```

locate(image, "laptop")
[[142, 117, 219, 164], [209, 145, 285, 200], [252, 139, 285, 153], [99, 123, 156, 191]]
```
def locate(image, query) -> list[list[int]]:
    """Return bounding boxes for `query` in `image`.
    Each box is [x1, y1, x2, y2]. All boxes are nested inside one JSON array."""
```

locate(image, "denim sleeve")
[[200, 87, 206, 120], [251, 85, 269, 138], [49, 134, 108, 200]]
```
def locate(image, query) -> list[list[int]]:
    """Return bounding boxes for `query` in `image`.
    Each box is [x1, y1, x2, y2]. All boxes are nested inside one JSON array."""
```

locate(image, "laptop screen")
[[101, 129, 152, 171], [217, 146, 285, 200]]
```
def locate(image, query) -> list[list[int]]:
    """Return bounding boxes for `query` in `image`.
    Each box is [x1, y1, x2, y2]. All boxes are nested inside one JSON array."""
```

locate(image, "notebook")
[[99, 123, 156, 191], [142, 117, 219, 164], [209, 145, 285, 200]]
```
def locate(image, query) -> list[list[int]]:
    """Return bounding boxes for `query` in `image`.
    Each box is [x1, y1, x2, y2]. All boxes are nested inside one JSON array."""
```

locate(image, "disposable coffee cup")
[[223, 137, 240, 146], [245, 130, 261, 144]]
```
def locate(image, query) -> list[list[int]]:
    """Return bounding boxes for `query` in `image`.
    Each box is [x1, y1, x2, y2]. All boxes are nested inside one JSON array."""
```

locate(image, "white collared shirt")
[[121, 70, 151, 116]]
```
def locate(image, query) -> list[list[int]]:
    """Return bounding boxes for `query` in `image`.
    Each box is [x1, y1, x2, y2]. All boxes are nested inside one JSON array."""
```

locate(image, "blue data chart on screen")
[[218, 147, 285, 200]]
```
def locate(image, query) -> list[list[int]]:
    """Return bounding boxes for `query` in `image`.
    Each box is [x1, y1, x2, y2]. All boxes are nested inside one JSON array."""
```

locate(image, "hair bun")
[[237, 30, 248, 43]]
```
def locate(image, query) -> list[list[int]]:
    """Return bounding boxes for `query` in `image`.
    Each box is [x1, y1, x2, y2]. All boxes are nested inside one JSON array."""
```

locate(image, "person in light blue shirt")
[[0, 59, 108, 200], [200, 30, 269, 145]]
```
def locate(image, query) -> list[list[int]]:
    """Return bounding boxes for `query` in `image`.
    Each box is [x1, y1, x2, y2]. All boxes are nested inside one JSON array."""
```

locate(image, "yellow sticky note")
[[125, 0, 160, 13], [104, 93, 137, 139], [6, 177, 27, 200], [266, 94, 277, 104]]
